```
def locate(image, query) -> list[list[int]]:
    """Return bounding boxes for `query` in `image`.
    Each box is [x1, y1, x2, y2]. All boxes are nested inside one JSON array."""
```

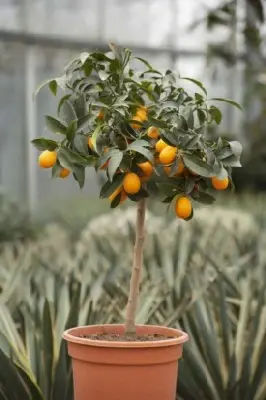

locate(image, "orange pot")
[[63, 324, 188, 400]]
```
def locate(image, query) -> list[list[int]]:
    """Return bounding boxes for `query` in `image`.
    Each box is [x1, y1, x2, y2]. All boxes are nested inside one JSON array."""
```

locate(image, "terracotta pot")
[[63, 324, 188, 400]]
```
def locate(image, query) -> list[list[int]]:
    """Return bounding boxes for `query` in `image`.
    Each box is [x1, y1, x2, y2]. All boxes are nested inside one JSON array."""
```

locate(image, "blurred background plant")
[[1, 0, 266, 399], [0, 208, 265, 400]]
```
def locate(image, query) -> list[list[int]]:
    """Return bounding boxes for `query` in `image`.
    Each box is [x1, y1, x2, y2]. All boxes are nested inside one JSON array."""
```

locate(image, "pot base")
[[63, 324, 188, 400]]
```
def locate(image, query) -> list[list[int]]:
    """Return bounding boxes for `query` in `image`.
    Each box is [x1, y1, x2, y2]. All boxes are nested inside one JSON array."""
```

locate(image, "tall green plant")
[[32, 43, 242, 334]]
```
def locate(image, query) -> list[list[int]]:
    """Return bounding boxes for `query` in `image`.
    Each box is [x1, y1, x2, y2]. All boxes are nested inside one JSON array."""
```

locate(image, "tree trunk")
[[124, 198, 147, 334]]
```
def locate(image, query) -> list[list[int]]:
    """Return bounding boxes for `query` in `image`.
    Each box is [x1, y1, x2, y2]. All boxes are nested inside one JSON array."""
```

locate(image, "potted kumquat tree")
[[32, 43, 242, 400]]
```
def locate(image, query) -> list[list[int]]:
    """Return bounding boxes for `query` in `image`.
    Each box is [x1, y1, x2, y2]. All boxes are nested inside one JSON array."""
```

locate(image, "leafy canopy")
[[32, 43, 242, 216]]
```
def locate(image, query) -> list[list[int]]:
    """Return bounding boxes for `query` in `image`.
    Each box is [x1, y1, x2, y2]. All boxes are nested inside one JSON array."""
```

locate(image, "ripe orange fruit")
[[39, 150, 57, 168], [123, 172, 141, 194], [155, 139, 168, 153], [136, 107, 148, 120], [131, 115, 143, 129], [164, 159, 185, 176], [175, 197, 192, 219], [88, 137, 94, 150], [97, 110, 104, 120], [147, 126, 159, 139], [159, 146, 177, 165], [137, 161, 153, 181], [211, 176, 229, 190], [59, 168, 70, 178], [109, 187, 127, 204]]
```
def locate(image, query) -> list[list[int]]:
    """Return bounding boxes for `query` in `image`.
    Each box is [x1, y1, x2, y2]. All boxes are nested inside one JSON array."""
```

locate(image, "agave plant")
[[0, 208, 265, 399]]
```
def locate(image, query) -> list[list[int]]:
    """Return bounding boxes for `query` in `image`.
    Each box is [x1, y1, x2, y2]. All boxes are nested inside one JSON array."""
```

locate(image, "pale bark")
[[124, 198, 147, 334]]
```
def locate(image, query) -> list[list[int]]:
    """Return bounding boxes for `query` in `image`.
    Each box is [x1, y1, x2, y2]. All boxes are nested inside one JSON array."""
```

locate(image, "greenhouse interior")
[[0, 1, 265, 400]]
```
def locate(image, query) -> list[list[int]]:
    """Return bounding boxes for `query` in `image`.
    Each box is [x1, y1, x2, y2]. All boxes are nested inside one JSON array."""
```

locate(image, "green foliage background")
[[0, 194, 265, 400]]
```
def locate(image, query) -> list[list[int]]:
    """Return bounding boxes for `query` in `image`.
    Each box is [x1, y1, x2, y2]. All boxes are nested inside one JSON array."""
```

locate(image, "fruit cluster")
[[38, 105, 230, 220], [33, 45, 242, 222]]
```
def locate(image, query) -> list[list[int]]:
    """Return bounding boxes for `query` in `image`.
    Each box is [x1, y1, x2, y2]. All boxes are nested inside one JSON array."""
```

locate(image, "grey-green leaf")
[[211, 98, 243, 111], [181, 77, 207, 95], [222, 155, 242, 167], [229, 141, 242, 157], [59, 100, 77, 124], [183, 154, 214, 177], [31, 138, 58, 151], [209, 105, 222, 125], [107, 151, 123, 181], [127, 141, 154, 162], [45, 116, 67, 135], [100, 174, 124, 198], [73, 166, 85, 189], [66, 120, 77, 143]]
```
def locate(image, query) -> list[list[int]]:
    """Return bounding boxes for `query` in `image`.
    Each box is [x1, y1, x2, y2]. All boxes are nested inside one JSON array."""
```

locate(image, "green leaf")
[[197, 109, 206, 124], [79, 52, 90, 65], [135, 57, 162, 75], [34, 78, 57, 98], [59, 100, 77, 124], [160, 131, 179, 147], [162, 196, 175, 204], [127, 141, 154, 163], [42, 299, 54, 400], [157, 182, 180, 197], [98, 70, 109, 81], [73, 166, 85, 189], [211, 98, 243, 111], [181, 77, 207, 95], [160, 101, 180, 110], [91, 125, 102, 154], [183, 134, 201, 150], [148, 117, 168, 129], [216, 146, 234, 160], [57, 95, 72, 115], [31, 138, 58, 151], [51, 340, 69, 400], [66, 120, 77, 143], [58, 148, 95, 169], [187, 109, 194, 129], [185, 177, 195, 194], [122, 48, 132, 68], [73, 135, 88, 154], [195, 93, 204, 102], [100, 174, 124, 198], [52, 163, 62, 178], [45, 116, 67, 135], [107, 151, 123, 181], [222, 155, 242, 167], [77, 115, 93, 133], [49, 80, 58, 96], [110, 194, 121, 208], [229, 141, 242, 157], [109, 43, 122, 62], [183, 154, 214, 177], [75, 94, 87, 119], [16, 365, 44, 400], [192, 191, 216, 204], [0, 348, 31, 399], [209, 105, 222, 125]]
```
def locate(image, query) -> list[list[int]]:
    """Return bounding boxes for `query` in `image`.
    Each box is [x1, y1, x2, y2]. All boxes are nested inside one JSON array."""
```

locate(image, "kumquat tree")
[[32, 43, 242, 335]]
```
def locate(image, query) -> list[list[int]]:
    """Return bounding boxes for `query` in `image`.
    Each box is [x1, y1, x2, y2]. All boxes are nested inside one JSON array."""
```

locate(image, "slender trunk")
[[124, 198, 147, 334]]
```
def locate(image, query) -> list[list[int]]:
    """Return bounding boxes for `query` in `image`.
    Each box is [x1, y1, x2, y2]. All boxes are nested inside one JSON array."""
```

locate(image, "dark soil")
[[80, 333, 172, 342]]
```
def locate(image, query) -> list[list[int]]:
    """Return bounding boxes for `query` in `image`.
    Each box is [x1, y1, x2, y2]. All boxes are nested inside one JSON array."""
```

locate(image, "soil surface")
[[80, 333, 173, 342]]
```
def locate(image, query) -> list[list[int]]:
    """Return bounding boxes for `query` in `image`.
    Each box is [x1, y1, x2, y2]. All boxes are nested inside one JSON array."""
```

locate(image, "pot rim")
[[63, 324, 189, 348]]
